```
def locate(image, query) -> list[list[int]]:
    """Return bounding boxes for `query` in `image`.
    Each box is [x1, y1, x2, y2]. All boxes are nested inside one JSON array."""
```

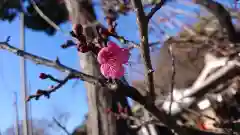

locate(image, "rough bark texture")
[[64, 1, 135, 135], [64, 0, 117, 135]]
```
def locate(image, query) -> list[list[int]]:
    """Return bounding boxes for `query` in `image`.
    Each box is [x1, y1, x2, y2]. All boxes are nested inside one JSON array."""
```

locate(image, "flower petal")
[[107, 41, 121, 50], [97, 47, 109, 64], [112, 65, 124, 79], [98, 41, 121, 64], [100, 61, 124, 79], [118, 48, 130, 64]]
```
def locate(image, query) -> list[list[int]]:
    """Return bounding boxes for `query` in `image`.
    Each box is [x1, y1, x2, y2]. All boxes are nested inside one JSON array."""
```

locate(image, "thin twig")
[[0, 38, 101, 85], [52, 117, 71, 135], [131, 0, 156, 102], [29, 0, 70, 36], [30, 0, 102, 38], [147, 0, 167, 21], [27, 73, 75, 101], [47, 74, 63, 83], [168, 44, 176, 116]]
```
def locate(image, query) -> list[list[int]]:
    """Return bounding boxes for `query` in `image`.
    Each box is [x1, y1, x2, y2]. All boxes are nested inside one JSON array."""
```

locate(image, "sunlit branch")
[[29, 0, 70, 36], [0, 37, 101, 85], [167, 44, 176, 116], [131, 0, 156, 102]]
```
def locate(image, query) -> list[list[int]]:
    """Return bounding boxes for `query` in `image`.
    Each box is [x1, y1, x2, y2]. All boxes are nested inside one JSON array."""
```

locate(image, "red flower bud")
[[106, 17, 113, 25], [78, 45, 90, 53], [39, 73, 48, 79], [108, 26, 115, 33], [77, 35, 86, 43], [99, 27, 109, 36], [72, 24, 83, 36]]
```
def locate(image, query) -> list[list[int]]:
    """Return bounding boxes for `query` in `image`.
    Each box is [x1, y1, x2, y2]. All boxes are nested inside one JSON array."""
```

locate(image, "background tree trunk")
[[64, 1, 136, 135], [64, 0, 117, 135]]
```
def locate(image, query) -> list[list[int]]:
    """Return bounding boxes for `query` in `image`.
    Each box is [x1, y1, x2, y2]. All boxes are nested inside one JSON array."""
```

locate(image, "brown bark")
[[64, 1, 135, 135], [64, 0, 117, 135]]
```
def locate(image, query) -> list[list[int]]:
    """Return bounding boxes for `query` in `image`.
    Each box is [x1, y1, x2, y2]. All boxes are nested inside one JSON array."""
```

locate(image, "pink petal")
[[98, 41, 120, 64], [107, 41, 121, 50], [98, 41, 129, 66], [118, 48, 130, 64], [100, 61, 124, 79], [112, 65, 124, 79], [97, 47, 109, 64]]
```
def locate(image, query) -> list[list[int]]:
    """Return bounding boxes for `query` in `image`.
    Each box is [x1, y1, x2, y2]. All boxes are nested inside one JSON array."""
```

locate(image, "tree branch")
[[131, 0, 155, 102], [29, 0, 68, 35], [27, 73, 75, 101], [0, 38, 100, 85], [168, 44, 176, 116], [147, 0, 167, 21], [52, 117, 71, 135], [0, 37, 231, 135]]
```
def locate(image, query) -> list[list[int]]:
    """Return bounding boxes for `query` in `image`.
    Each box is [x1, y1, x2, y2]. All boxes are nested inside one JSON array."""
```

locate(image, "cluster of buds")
[[99, 17, 127, 44], [98, 27, 111, 40], [71, 24, 90, 53], [63, 24, 101, 54], [105, 103, 129, 120]]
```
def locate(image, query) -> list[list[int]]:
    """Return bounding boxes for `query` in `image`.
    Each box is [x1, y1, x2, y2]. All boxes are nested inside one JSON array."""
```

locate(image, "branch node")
[[16, 50, 24, 56], [147, 0, 166, 21], [55, 57, 61, 65], [36, 89, 50, 99], [5, 36, 11, 43], [148, 69, 154, 74]]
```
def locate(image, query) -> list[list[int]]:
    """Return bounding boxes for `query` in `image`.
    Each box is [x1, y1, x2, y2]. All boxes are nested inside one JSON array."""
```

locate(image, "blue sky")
[[0, 0, 236, 134]]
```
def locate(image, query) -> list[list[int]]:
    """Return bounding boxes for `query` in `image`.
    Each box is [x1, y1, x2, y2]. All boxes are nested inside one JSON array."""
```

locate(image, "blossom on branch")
[[97, 41, 130, 79], [39, 73, 48, 79]]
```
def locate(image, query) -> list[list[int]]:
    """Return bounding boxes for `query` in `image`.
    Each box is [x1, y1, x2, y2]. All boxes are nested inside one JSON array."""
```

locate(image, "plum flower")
[[97, 41, 130, 79]]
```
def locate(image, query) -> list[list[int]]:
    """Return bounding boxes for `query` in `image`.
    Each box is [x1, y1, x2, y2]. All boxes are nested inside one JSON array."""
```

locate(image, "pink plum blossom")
[[97, 41, 130, 79]]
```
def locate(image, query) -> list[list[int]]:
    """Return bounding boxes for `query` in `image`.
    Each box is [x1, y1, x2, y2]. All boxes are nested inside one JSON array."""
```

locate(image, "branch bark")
[[64, 1, 118, 135], [131, 0, 155, 102], [1, 1, 237, 135], [0, 40, 100, 85], [147, 0, 167, 21], [52, 117, 71, 135], [0, 37, 232, 135]]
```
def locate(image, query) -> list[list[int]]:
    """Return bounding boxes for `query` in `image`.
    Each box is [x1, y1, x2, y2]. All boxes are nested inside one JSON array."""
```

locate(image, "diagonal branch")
[[131, 0, 155, 102], [147, 0, 167, 21], [168, 44, 176, 116], [52, 117, 71, 135], [0, 38, 100, 85], [29, 0, 68, 35], [27, 73, 75, 101]]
